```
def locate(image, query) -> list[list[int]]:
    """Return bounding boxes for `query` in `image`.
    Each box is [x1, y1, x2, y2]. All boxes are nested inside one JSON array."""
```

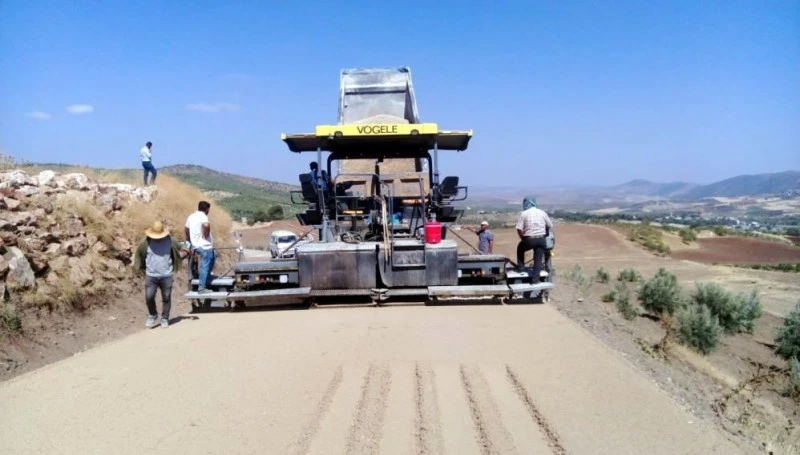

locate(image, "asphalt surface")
[[0, 304, 749, 454]]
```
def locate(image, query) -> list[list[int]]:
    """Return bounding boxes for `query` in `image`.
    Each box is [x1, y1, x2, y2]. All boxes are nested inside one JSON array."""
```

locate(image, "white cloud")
[[66, 104, 95, 114], [186, 102, 240, 113], [26, 111, 52, 120]]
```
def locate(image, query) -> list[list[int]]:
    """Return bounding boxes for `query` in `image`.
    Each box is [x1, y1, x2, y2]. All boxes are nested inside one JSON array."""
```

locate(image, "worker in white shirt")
[[515, 196, 553, 277], [185, 201, 215, 293], [140, 141, 157, 186]]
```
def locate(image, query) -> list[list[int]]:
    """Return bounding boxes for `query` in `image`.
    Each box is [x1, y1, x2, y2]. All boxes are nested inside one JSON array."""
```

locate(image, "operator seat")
[[439, 176, 460, 201]]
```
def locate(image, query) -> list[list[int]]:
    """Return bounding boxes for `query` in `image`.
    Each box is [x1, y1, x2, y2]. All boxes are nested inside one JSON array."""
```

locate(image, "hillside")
[[160, 165, 298, 221], [682, 170, 800, 199], [609, 179, 697, 198], [26, 163, 299, 222]]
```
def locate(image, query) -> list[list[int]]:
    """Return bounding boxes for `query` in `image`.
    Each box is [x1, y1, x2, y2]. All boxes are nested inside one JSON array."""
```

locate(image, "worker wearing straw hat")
[[133, 221, 186, 328]]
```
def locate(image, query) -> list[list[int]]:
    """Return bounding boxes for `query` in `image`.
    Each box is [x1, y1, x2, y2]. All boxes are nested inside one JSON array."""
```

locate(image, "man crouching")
[[134, 221, 186, 328]]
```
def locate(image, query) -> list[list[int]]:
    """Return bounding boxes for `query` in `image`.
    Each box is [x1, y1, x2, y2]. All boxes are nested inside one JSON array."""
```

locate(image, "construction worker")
[[133, 221, 185, 328], [140, 141, 156, 186], [465, 221, 494, 254], [308, 161, 329, 192], [185, 201, 215, 294], [515, 196, 553, 277]]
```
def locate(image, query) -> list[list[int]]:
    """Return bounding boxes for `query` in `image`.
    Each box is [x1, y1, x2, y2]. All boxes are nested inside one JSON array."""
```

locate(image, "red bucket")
[[424, 221, 442, 244]]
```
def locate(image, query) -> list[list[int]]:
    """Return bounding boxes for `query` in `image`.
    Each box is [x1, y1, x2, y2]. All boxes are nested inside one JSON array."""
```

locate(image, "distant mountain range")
[[606, 171, 800, 200]]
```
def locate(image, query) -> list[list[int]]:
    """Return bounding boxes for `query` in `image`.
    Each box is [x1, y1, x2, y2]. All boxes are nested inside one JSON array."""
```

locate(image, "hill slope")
[[161, 165, 298, 221], [683, 171, 800, 199], [609, 179, 698, 198]]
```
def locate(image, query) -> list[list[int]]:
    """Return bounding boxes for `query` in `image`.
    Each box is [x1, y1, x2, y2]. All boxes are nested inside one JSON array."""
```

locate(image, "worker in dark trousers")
[[515, 196, 553, 277]]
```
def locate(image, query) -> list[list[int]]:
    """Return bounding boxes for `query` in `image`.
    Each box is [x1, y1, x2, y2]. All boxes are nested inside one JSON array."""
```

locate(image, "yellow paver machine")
[[185, 67, 553, 309]]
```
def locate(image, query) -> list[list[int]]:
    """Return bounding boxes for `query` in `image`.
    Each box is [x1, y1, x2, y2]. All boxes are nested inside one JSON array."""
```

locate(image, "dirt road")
[[1, 305, 750, 454]]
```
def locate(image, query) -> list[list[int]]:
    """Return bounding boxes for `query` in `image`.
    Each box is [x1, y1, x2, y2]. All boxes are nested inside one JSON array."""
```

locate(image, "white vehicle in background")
[[269, 230, 312, 258]]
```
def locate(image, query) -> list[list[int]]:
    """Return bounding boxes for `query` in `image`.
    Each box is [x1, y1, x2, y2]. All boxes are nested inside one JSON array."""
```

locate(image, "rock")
[[100, 258, 126, 280], [0, 170, 35, 187], [49, 256, 68, 274], [0, 256, 9, 279], [61, 237, 89, 256], [35, 170, 56, 187], [131, 186, 158, 203], [16, 186, 40, 197], [61, 173, 91, 190], [3, 211, 36, 227], [3, 247, 36, 290], [40, 199, 54, 214], [3, 197, 21, 210], [64, 216, 84, 238], [45, 243, 62, 256], [19, 237, 46, 252], [98, 183, 134, 193], [28, 252, 49, 275], [0, 281, 6, 302], [0, 231, 18, 246], [577, 298, 585, 303], [92, 241, 109, 254], [111, 236, 132, 262], [68, 256, 93, 287], [40, 231, 61, 243]]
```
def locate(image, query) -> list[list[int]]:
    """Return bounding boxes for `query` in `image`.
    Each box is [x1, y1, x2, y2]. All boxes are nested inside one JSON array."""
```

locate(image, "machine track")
[[0, 306, 749, 454]]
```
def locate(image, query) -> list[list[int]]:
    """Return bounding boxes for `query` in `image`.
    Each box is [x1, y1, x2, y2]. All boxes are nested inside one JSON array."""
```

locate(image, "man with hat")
[[515, 196, 553, 277], [465, 221, 494, 254], [133, 221, 186, 328]]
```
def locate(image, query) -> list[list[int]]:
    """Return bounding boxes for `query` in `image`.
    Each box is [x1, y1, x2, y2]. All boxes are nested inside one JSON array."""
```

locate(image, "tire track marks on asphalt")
[[346, 364, 392, 454], [288, 366, 343, 455], [414, 363, 445, 455], [460, 365, 518, 455], [506, 365, 567, 455]]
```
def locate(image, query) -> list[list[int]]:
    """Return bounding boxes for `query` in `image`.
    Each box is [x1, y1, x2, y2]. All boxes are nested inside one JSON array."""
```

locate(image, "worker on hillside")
[[133, 221, 186, 328], [140, 141, 157, 186], [185, 201, 215, 294], [465, 221, 494, 254], [515, 196, 553, 277]]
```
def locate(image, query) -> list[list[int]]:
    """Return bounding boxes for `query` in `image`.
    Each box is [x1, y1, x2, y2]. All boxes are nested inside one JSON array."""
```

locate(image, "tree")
[[267, 205, 284, 221]]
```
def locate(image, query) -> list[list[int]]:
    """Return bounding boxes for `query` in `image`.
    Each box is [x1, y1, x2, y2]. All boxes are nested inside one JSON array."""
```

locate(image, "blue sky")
[[1, 0, 798, 187]]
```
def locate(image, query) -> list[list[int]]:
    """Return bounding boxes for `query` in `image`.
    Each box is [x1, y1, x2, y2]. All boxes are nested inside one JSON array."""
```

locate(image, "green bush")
[[601, 291, 617, 303], [679, 228, 697, 243], [788, 358, 800, 398], [692, 283, 762, 334], [1, 303, 22, 334], [775, 303, 800, 362], [615, 283, 637, 320], [638, 268, 684, 317], [628, 225, 671, 255], [618, 268, 642, 283], [713, 226, 728, 236], [677, 304, 723, 354], [595, 267, 610, 283]]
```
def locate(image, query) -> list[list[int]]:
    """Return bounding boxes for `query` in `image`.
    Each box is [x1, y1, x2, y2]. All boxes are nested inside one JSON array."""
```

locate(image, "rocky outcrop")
[[0, 169, 158, 303]]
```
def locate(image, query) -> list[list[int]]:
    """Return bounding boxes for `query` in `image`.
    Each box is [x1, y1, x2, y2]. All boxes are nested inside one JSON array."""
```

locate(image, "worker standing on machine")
[[515, 196, 553, 277], [308, 161, 330, 193]]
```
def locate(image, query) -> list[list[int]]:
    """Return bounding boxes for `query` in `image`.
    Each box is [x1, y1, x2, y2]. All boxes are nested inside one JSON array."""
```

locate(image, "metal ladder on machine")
[[387, 179, 428, 270]]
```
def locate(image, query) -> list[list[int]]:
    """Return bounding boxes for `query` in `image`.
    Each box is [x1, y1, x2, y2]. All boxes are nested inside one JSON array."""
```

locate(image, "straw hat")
[[480, 220, 489, 226], [145, 221, 170, 239]]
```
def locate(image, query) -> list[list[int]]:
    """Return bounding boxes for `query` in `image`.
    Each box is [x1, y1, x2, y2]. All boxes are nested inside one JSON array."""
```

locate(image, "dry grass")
[[12, 167, 236, 314]]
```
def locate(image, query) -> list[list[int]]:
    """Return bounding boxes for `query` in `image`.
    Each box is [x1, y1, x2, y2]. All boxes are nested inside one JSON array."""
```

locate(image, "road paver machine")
[[185, 67, 553, 308]]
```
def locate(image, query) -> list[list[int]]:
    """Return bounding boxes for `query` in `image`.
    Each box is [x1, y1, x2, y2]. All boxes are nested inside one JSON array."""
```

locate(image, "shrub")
[[713, 226, 728, 236], [615, 283, 637, 320], [1, 303, 23, 334], [788, 358, 800, 399], [677, 304, 723, 354], [267, 205, 285, 220], [775, 303, 800, 362], [679, 228, 697, 243], [601, 291, 617, 303], [638, 267, 684, 317], [692, 283, 762, 334], [628, 224, 671, 255], [595, 267, 610, 283], [618, 268, 642, 283], [568, 264, 591, 296]]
